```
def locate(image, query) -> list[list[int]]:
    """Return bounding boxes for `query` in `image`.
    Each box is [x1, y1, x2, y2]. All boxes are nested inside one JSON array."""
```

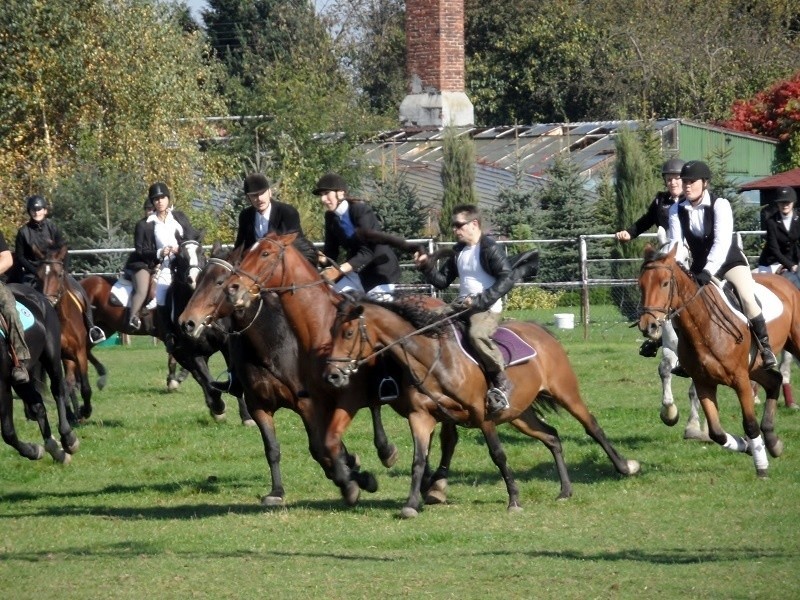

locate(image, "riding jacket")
[[422, 234, 513, 312], [125, 210, 199, 272], [757, 208, 800, 271], [669, 192, 747, 276], [624, 191, 681, 239], [15, 218, 65, 281], [235, 201, 318, 265]]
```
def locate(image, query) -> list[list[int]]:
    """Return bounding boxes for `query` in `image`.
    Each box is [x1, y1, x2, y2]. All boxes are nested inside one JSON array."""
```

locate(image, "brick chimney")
[[399, 0, 474, 128]]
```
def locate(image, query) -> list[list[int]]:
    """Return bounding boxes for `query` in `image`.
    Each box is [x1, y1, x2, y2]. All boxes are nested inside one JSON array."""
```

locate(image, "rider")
[[668, 160, 778, 370], [125, 182, 200, 348], [0, 231, 31, 384], [315, 172, 400, 300], [756, 186, 800, 279], [615, 157, 685, 357], [414, 203, 515, 418], [15, 195, 106, 344], [123, 196, 158, 331]]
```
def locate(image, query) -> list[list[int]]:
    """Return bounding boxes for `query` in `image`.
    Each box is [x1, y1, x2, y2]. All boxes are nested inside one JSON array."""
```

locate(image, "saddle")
[[715, 279, 783, 324], [110, 271, 157, 309], [450, 322, 537, 367], [0, 300, 36, 338]]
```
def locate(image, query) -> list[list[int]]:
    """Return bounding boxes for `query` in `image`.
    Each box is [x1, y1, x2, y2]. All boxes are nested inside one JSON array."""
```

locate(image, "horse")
[[0, 283, 79, 463], [222, 233, 638, 516], [34, 243, 107, 422], [637, 244, 800, 477], [158, 239, 250, 424], [177, 242, 402, 505]]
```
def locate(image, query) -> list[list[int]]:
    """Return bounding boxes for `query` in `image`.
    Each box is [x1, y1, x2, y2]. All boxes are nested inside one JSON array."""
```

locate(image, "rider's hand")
[[694, 270, 712, 286], [413, 251, 429, 270], [320, 266, 342, 283], [615, 231, 631, 242]]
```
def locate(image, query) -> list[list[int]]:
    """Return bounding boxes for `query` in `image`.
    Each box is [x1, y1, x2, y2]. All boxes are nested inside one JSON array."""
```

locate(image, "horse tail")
[[530, 391, 560, 416]]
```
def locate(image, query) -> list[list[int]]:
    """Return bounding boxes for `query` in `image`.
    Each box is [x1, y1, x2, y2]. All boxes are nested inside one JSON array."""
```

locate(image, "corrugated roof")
[[739, 167, 800, 190]]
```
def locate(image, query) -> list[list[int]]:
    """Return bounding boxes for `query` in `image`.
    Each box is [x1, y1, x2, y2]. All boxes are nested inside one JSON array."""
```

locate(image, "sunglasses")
[[451, 219, 473, 229]]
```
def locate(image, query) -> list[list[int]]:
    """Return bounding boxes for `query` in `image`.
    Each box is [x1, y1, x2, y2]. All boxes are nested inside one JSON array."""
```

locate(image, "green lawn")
[[1, 316, 798, 599]]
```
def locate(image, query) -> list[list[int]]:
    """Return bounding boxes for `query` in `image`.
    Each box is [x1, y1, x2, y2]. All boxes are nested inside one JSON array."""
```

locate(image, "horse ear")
[[211, 240, 222, 256], [643, 244, 656, 262], [282, 232, 298, 245]]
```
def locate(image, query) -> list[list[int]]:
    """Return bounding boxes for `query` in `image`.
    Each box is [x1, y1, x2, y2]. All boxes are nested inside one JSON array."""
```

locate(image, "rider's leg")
[[69, 275, 106, 344], [128, 269, 151, 331], [468, 311, 510, 414], [0, 284, 31, 383], [726, 265, 777, 369]]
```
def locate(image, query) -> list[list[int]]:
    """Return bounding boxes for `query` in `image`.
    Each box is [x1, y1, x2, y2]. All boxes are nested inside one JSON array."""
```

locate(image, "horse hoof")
[[60, 452, 72, 466], [788, 402, 800, 411], [507, 503, 523, 513], [683, 427, 711, 442], [343, 482, 361, 506], [241, 419, 256, 427], [30, 444, 45, 460], [400, 506, 419, 519], [212, 412, 226, 423], [768, 439, 784, 458], [350, 453, 362, 470], [45, 438, 67, 463], [96, 375, 108, 390], [756, 468, 769, 479], [660, 404, 679, 427], [65, 437, 80, 454], [380, 444, 399, 469], [167, 378, 180, 392], [424, 479, 448, 505], [260, 495, 285, 507], [625, 459, 641, 475]]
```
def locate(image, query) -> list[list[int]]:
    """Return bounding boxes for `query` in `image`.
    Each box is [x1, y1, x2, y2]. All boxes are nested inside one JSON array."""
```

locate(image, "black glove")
[[694, 270, 712, 286]]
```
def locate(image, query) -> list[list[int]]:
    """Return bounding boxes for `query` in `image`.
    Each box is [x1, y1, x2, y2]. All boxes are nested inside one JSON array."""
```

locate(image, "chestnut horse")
[[637, 245, 800, 477], [35, 244, 107, 422], [178, 242, 401, 505], [1, 283, 79, 463], [222, 234, 637, 516]]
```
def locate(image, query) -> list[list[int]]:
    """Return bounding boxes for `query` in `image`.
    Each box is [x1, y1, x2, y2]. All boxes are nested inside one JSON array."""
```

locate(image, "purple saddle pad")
[[451, 324, 536, 367]]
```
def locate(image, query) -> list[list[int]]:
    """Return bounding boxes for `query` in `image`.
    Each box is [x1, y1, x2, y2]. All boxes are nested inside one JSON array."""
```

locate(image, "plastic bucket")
[[554, 313, 575, 329]]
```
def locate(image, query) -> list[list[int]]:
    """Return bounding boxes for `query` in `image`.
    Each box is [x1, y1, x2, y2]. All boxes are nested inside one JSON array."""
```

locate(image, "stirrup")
[[129, 315, 142, 331], [89, 326, 107, 344], [486, 387, 510, 416], [378, 377, 399, 403], [11, 365, 29, 385], [761, 350, 778, 370]]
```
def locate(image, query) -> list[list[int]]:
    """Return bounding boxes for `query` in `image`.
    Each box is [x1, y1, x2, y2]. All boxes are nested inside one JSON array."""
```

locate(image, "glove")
[[694, 270, 712, 286], [320, 266, 342, 283]]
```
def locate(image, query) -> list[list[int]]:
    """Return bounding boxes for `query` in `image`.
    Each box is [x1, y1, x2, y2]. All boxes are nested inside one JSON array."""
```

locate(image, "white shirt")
[[148, 209, 184, 258], [457, 244, 502, 313], [668, 190, 734, 275]]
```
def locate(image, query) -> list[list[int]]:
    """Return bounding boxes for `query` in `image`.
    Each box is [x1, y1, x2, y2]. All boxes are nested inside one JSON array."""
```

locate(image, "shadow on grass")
[[498, 546, 798, 564]]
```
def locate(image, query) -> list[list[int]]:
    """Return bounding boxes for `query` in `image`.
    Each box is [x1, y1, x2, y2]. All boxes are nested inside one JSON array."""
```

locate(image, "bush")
[[505, 285, 564, 310]]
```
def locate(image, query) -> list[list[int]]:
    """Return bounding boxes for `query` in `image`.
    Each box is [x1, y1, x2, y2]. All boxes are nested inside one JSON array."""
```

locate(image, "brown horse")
[[178, 242, 401, 505], [637, 244, 800, 477], [35, 244, 107, 422], [223, 234, 636, 516]]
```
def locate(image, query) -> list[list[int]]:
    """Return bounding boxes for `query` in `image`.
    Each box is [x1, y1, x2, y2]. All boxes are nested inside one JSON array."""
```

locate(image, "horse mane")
[[357, 295, 450, 337]]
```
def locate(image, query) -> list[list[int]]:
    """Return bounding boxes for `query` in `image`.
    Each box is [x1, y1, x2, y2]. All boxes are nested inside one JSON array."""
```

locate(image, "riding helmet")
[[244, 173, 270, 195], [25, 195, 48, 212], [661, 158, 685, 176], [148, 182, 170, 201], [774, 186, 797, 205], [680, 160, 712, 181], [312, 172, 348, 195]]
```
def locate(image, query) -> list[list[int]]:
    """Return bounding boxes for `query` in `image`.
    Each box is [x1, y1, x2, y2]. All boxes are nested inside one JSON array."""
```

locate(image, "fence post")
[[579, 235, 589, 340]]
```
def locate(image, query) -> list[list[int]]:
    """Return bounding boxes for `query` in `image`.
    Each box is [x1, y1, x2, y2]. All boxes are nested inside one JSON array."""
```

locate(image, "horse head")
[[35, 244, 68, 305], [325, 298, 369, 388], [225, 233, 300, 308], [179, 243, 241, 338], [638, 243, 689, 342], [171, 240, 206, 290]]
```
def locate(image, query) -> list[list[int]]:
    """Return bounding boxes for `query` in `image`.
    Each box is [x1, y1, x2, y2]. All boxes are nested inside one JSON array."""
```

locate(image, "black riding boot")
[[750, 314, 777, 370], [639, 339, 660, 358], [486, 370, 512, 417]]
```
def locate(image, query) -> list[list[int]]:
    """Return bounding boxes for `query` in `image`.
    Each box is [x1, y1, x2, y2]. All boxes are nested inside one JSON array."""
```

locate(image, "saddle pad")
[[0, 301, 35, 338], [716, 281, 783, 324], [110, 279, 133, 307], [451, 323, 537, 367]]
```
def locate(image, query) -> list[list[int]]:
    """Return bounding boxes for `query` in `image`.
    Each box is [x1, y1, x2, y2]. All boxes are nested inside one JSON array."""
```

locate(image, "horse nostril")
[[183, 320, 195, 334]]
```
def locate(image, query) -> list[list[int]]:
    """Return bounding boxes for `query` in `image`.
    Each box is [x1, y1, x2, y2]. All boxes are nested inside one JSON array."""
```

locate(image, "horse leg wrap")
[[723, 433, 748, 453], [782, 383, 795, 407], [749, 435, 768, 470]]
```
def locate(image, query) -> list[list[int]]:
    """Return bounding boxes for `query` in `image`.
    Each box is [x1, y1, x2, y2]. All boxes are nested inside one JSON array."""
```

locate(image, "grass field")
[[1, 312, 799, 599]]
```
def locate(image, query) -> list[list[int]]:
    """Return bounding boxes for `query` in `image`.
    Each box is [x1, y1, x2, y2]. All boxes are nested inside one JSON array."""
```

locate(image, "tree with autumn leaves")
[[722, 72, 800, 171]]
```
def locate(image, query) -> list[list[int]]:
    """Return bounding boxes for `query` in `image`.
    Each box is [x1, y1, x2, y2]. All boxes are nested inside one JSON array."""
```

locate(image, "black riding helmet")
[[26, 195, 48, 213], [774, 186, 797, 205], [680, 160, 712, 181], [244, 173, 270, 195], [148, 182, 170, 202], [313, 172, 348, 195], [661, 158, 685, 176]]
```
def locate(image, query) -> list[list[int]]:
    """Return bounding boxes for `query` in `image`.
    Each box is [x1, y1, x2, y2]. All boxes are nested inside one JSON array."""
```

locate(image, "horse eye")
[[662, 281, 669, 288], [344, 329, 354, 339]]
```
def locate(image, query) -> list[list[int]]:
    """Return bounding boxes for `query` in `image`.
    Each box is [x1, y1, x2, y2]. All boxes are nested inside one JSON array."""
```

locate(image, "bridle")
[[39, 258, 67, 305], [231, 238, 330, 296], [174, 240, 204, 290]]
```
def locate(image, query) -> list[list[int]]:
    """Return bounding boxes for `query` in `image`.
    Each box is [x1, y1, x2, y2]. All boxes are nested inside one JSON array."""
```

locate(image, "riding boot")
[[486, 370, 512, 417], [11, 359, 29, 385], [83, 308, 106, 345], [124, 307, 141, 333], [750, 314, 777, 370]]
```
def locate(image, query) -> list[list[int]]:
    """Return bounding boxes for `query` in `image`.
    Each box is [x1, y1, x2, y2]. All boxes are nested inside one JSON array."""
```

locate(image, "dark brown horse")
[[1, 283, 79, 463], [222, 234, 635, 516], [35, 244, 107, 422], [178, 242, 400, 505], [637, 244, 800, 477]]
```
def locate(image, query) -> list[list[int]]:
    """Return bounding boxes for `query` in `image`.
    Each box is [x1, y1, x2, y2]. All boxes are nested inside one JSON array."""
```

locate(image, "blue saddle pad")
[[0, 301, 35, 338], [451, 323, 537, 367]]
